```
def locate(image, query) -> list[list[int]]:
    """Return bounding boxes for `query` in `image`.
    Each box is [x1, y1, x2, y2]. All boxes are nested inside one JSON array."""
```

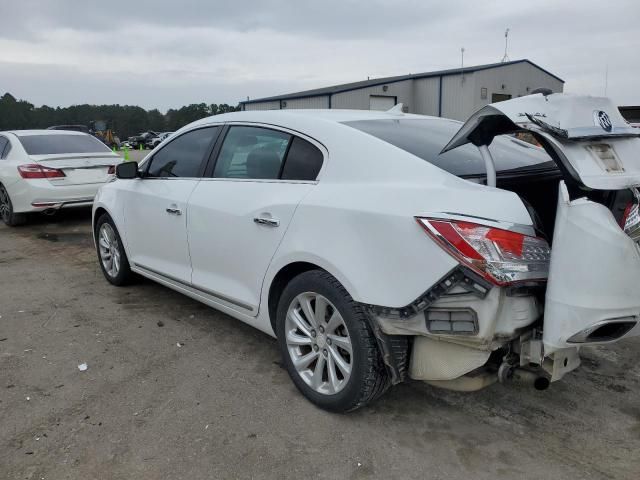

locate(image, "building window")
[[480, 87, 487, 99], [491, 93, 512, 103]]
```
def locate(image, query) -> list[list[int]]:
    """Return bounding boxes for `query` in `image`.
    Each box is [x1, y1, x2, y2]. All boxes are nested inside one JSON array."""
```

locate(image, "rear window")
[[343, 118, 553, 177], [18, 134, 111, 155]]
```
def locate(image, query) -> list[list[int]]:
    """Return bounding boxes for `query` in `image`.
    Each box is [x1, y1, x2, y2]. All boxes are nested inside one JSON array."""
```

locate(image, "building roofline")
[[240, 59, 564, 105]]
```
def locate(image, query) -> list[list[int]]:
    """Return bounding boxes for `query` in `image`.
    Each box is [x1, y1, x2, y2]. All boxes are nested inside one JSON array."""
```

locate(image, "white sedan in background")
[[93, 94, 640, 412], [0, 130, 121, 226]]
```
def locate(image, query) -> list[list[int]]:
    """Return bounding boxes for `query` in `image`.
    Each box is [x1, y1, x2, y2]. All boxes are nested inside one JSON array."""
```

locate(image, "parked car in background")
[[0, 130, 121, 226], [93, 94, 640, 412], [127, 131, 158, 149], [147, 132, 174, 149]]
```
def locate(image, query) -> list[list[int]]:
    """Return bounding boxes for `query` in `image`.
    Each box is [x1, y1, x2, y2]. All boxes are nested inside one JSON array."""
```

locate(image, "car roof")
[[3, 129, 90, 137], [190, 109, 461, 128]]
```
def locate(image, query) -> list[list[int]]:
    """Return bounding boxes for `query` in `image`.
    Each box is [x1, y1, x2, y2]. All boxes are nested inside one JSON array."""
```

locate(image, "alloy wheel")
[[0, 185, 11, 223], [285, 292, 353, 395], [98, 223, 121, 278]]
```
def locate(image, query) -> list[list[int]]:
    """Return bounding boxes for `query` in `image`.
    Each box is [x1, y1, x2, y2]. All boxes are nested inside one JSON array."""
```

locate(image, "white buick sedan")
[[93, 94, 640, 411], [0, 130, 121, 225]]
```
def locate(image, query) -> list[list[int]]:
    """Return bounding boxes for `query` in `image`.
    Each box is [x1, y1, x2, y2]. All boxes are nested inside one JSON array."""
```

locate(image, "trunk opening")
[[497, 171, 562, 241], [496, 169, 633, 243]]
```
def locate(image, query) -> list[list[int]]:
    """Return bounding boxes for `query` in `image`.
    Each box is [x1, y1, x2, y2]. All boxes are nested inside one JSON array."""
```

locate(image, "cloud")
[[0, 0, 638, 110]]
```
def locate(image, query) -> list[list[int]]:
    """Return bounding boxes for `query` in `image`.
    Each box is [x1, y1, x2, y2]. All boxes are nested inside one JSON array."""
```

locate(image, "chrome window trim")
[[198, 177, 318, 185]]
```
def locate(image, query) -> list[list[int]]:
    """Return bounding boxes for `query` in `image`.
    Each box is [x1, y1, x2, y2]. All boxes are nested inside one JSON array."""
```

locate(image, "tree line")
[[0, 92, 241, 140]]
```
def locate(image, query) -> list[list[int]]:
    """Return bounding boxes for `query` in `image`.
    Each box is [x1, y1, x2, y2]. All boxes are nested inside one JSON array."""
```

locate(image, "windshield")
[[343, 118, 554, 177], [18, 134, 111, 155]]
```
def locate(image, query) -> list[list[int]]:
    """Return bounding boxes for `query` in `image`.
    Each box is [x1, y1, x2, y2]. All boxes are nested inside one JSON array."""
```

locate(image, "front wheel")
[[95, 214, 134, 286], [276, 270, 389, 412]]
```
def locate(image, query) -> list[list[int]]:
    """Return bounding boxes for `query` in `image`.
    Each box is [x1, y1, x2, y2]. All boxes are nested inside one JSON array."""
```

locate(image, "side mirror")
[[116, 161, 139, 179]]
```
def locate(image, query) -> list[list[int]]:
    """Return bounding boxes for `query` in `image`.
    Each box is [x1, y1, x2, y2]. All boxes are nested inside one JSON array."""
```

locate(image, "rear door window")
[[18, 134, 112, 155], [213, 126, 291, 179], [146, 126, 220, 178], [281, 136, 323, 181]]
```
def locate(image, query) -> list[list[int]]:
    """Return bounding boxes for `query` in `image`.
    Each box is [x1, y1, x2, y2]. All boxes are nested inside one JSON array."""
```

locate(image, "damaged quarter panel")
[[265, 125, 534, 311]]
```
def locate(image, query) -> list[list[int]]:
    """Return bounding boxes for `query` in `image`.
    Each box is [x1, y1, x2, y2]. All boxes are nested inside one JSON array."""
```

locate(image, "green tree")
[[0, 92, 241, 139]]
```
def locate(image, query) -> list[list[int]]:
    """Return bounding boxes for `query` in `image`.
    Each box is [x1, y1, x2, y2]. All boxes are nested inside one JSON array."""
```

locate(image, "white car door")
[[442, 93, 640, 355], [123, 126, 222, 283], [187, 125, 324, 315]]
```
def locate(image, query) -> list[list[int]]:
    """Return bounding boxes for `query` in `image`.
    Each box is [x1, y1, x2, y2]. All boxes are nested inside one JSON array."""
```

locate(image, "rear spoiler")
[[442, 93, 640, 191]]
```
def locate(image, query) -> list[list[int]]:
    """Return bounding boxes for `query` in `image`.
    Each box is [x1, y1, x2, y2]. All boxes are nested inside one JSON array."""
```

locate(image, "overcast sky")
[[1, 0, 638, 111]]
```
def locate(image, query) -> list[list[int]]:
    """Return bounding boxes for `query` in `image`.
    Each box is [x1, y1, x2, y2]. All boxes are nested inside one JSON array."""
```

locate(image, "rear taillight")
[[18, 164, 65, 179], [621, 202, 633, 228], [417, 217, 551, 286], [107, 165, 116, 175], [621, 191, 640, 241]]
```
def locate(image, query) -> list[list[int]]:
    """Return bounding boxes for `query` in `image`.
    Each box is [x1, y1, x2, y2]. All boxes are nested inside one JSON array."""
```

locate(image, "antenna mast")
[[501, 28, 510, 63], [461, 47, 465, 83]]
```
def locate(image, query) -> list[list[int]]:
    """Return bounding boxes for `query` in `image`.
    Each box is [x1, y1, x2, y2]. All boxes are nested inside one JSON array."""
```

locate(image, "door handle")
[[166, 206, 182, 215], [253, 216, 280, 227]]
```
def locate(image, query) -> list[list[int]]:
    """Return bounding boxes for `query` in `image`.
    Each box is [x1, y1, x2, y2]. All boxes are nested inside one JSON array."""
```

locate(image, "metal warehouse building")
[[240, 59, 564, 121]]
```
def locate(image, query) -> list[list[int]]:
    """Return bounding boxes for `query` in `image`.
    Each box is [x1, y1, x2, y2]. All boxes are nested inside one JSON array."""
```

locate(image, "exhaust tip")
[[533, 377, 550, 391], [500, 365, 551, 391]]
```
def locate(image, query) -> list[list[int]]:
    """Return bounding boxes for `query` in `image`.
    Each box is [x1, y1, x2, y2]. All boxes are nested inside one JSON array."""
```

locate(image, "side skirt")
[[130, 264, 275, 337]]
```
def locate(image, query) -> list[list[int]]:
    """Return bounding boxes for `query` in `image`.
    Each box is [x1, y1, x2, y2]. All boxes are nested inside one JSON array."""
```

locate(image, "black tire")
[[276, 270, 390, 412], [0, 183, 27, 227], [95, 213, 134, 286]]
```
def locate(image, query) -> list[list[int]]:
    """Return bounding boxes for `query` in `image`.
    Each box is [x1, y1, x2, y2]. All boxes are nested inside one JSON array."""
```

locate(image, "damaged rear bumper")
[[364, 266, 582, 390]]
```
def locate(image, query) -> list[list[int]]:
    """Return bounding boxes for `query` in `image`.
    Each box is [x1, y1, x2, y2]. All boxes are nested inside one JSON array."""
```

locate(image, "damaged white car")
[[93, 94, 640, 411]]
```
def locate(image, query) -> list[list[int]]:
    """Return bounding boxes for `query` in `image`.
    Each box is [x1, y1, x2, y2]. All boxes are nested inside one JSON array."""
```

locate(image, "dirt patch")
[[36, 232, 92, 245]]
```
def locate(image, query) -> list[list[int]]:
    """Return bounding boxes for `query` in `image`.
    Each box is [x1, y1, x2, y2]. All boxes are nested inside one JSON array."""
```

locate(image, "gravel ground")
[[1, 209, 639, 479]]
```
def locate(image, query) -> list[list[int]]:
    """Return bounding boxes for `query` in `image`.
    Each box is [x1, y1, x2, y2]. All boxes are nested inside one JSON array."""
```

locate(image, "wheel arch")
[[92, 206, 110, 247], [93, 206, 109, 228], [92, 202, 130, 258], [266, 259, 357, 334]]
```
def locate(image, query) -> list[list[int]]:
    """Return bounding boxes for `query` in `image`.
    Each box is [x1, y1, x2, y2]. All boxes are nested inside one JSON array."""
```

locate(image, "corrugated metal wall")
[[470, 63, 564, 117], [440, 73, 477, 121], [412, 76, 441, 116], [281, 96, 329, 109], [332, 80, 413, 111], [242, 64, 565, 120], [244, 101, 280, 111]]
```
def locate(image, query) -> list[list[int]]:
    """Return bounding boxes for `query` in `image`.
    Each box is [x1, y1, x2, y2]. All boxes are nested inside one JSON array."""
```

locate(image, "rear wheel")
[[0, 183, 27, 227], [95, 214, 134, 286], [276, 270, 389, 412]]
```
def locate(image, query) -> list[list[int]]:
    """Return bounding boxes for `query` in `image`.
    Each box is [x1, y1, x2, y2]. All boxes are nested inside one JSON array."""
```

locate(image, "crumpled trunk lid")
[[442, 93, 640, 190], [442, 93, 640, 354], [543, 182, 640, 352]]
